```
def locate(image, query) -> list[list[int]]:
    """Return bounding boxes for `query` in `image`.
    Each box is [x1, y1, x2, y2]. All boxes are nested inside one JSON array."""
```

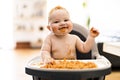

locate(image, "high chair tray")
[[25, 56, 111, 79]]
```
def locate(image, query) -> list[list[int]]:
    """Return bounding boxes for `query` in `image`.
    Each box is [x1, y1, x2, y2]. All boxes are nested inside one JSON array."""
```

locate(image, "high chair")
[[25, 23, 111, 80]]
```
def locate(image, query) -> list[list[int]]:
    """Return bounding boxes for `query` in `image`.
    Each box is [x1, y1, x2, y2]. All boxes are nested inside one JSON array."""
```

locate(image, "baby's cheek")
[[52, 27, 58, 32], [68, 25, 73, 32]]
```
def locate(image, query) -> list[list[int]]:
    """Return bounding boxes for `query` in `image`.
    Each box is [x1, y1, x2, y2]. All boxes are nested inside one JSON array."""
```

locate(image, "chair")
[[31, 23, 110, 80]]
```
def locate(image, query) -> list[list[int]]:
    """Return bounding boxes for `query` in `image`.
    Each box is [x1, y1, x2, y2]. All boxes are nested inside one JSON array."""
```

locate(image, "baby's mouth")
[[59, 27, 68, 32]]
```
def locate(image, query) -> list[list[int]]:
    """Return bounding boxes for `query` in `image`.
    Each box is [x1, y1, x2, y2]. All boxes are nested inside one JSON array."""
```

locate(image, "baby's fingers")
[[44, 58, 54, 64], [90, 27, 97, 33], [90, 27, 99, 37]]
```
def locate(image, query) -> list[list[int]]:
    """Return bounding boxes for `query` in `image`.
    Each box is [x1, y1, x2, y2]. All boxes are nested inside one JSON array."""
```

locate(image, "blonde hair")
[[48, 6, 69, 21]]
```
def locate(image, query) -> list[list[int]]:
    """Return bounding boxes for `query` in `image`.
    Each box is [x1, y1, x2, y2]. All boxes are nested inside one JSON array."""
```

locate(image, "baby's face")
[[48, 10, 73, 36]]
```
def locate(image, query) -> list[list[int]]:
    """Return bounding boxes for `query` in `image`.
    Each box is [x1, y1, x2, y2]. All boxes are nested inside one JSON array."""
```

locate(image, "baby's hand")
[[90, 27, 99, 38], [44, 57, 54, 64]]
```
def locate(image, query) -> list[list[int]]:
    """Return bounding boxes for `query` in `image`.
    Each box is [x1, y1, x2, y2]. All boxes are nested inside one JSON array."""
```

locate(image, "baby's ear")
[[47, 25, 51, 31]]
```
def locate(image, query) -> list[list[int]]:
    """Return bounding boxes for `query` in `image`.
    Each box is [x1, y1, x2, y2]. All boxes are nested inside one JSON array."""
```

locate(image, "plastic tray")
[[25, 56, 111, 80]]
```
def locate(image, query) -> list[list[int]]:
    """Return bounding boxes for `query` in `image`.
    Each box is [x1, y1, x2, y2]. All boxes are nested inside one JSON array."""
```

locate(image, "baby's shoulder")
[[43, 33, 53, 41], [46, 33, 54, 38]]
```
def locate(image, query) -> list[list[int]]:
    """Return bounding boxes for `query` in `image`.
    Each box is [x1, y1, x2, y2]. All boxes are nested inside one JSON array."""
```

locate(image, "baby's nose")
[[60, 22, 66, 26]]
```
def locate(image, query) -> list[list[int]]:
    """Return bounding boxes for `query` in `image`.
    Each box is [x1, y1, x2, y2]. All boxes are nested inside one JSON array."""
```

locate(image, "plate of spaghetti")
[[42, 59, 97, 69]]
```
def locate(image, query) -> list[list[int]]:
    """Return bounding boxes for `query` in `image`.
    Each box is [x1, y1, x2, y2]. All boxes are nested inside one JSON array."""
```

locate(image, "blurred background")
[[0, 0, 120, 80], [0, 0, 120, 49]]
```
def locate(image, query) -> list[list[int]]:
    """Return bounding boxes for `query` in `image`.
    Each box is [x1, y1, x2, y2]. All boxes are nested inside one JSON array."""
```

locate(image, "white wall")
[[88, 0, 120, 42], [0, 0, 14, 49]]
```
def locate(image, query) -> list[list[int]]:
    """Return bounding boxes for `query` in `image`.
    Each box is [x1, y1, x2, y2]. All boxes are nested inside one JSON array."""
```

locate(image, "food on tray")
[[42, 59, 97, 69]]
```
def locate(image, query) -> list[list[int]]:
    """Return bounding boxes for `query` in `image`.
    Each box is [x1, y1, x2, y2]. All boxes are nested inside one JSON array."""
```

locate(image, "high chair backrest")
[[70, 23, 100, 59]]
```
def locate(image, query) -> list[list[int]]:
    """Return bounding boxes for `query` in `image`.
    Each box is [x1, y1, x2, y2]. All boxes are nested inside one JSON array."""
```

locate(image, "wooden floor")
[[0, 49, 119, 80]]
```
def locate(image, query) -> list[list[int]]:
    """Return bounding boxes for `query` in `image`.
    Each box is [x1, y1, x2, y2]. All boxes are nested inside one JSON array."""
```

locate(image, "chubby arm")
[[41, 36, 51, 52], [40, 36, 54, 63], [76, 27, 99, 53]]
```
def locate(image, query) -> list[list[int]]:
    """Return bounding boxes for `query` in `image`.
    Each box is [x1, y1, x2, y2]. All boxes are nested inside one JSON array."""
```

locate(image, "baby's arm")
[[76, 27, 99, 53], [40, 36, 54, 63]]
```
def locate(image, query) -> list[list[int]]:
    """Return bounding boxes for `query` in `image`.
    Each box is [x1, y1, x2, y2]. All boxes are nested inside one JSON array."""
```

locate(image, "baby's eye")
[[64, 19, 69, 22], [54, 21, 59, 23]]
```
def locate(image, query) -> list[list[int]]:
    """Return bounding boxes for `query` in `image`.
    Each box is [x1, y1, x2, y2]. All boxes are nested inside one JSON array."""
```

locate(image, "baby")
[[40, 6, 99, 63]]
